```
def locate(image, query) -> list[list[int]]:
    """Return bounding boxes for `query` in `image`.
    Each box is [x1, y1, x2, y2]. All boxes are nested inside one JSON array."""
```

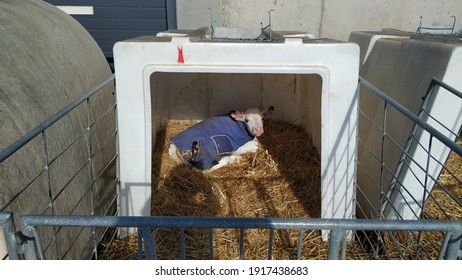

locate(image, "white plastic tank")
[[114, 27, 360, 238]]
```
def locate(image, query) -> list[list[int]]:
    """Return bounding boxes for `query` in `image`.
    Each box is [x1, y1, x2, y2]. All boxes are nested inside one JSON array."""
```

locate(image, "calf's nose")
[[254, 127, 264, 136]]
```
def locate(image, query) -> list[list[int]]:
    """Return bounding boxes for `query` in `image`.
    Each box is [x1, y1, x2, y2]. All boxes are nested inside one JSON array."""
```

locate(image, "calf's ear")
[[230, 110, 246, 122], [262, 106, 274, 118]]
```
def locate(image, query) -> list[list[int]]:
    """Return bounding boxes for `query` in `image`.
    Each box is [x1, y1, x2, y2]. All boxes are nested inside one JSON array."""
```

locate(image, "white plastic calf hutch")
[[350, 30, 462, 221], [114, 28, 360, 237]]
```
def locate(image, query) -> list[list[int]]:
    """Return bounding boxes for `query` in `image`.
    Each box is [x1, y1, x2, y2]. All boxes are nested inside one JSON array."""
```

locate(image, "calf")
[[169, 106, 274, 171]]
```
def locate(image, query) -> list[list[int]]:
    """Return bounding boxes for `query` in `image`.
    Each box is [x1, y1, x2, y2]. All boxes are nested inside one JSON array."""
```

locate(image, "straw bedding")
[[149, 119, 326, 260], [99, 121, 461, 260], [101, 119, 337, 260]]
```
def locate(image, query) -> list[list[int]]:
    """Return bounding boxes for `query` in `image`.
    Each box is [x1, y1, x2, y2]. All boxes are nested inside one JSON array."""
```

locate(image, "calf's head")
[[231, 106, 274, 137]]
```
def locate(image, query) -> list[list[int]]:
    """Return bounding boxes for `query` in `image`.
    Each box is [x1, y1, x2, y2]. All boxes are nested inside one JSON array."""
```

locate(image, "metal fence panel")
[[10, 215, 462, 260], [0, 74, 117, 260]]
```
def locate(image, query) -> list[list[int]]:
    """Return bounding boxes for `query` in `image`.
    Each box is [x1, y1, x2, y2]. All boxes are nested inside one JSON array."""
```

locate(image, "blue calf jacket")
[[170, 114, 254, 170]]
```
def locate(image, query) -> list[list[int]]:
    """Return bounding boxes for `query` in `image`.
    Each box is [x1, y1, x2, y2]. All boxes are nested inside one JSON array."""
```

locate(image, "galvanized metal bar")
[[18, 215, 462, 233], [327, 229, 342, 260], [438, 232, 452, 260], [444, 231, 462, 260], [41, 132, 52, 213], [267, 228, 274, 260], [17, 214, 462, 260], [0, 212, 19, 260], [141, 227, 156, 260], [208, 228, 214, 260], [296, 229, 304, 260], [115, 102, 121, 221], [0, 74, 115, 162], [151, 229, 158, 260], [431, 76, 462, 99], [41, 131, 60, 259], [239, 228, 244, 260], [420, 135, 434, 219], [341, 231, 347, 260], [137, 229, 143, 260], [379, 101, 388, 218], [31, 227, 45, 260], [20, 226, 38, 260], [359, 76, 462, 157], [180, 228, 186, 260], [85, 97, 98, 260]]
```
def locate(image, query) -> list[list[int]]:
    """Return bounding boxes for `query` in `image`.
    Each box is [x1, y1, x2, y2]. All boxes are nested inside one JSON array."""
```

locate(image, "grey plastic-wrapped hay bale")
[[0, 0, 114, 259]]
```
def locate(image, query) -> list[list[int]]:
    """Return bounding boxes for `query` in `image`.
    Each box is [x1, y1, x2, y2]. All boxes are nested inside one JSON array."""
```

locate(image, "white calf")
[[168, 106, 273, 171]]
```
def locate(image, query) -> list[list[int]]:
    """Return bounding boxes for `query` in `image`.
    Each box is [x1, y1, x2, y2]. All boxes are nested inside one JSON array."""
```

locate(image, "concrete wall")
[[176, 0, 462, 41], [0, 0, 115, 259]]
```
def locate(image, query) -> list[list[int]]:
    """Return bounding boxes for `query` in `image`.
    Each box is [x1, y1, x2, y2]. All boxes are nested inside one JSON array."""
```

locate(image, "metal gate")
[[1, 213, 461, 260], [1, 74, 461, 260]]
